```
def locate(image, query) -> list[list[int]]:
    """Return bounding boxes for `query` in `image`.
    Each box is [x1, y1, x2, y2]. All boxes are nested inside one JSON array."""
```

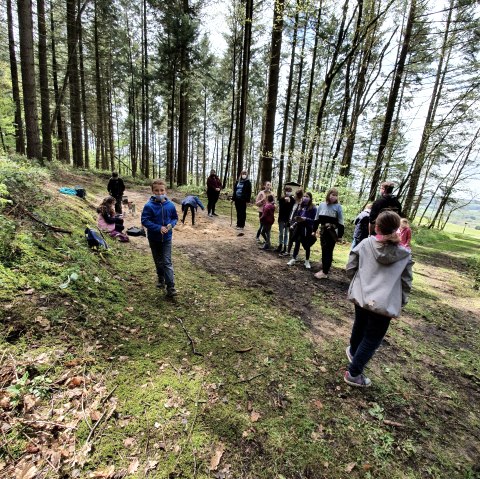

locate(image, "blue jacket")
[[182, 196, 205, 210], [141, 197, 178, 242]]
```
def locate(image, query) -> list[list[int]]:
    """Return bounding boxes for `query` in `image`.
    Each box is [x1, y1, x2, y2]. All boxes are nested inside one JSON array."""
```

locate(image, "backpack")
[[85, 227, 108, 250], [126, 226, 146, 237], [75, 187, 86, 198]]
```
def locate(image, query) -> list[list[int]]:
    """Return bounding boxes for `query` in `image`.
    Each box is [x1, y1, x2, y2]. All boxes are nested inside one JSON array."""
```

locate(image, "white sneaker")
[[314, 271, 328, 279], [287, 258, 297, 266], [208, 213, 213, 217], [304, 260, 311, 269]]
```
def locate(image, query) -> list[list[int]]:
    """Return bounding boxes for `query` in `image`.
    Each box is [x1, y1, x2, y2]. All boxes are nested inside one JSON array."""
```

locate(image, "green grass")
[[1, 158, 479, 478]]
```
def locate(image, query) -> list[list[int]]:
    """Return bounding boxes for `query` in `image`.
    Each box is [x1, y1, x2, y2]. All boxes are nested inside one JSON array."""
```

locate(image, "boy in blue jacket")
[[141, 179, 178, 297]]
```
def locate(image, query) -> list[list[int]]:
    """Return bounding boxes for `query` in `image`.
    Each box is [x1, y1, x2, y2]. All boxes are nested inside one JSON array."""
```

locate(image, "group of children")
[[96, 176, 413, 388]]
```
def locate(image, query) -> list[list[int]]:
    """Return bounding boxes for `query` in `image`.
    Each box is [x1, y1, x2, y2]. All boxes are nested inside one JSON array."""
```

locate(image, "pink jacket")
[[97, 214, 115, 233], [397, 226, 412, 250]]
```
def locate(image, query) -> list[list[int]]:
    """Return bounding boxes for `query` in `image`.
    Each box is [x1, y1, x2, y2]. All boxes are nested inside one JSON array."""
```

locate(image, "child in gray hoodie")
[[344, 211, 413, 387]]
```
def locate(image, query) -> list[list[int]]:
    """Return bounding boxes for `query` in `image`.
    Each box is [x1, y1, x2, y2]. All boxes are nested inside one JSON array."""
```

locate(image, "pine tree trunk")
[[17, 0, 41, 160], [236, 0, 253, 178], [78, 0, 89, 167], [277, 4, 299, 198], [7, 0, 25, 154], [367, 0, 416, 202], [144, 0, 150, 178], [402, 0, 453, 217], [260, 0, 285, 184], [66, 0, 83, 167], [94, 0, 104, 169]]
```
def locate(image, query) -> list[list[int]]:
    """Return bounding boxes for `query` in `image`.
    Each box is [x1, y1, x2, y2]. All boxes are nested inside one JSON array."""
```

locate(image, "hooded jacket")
[[346, 236, 413, 318], [260, 202, 275, 226], [141, 196, 178, 242]]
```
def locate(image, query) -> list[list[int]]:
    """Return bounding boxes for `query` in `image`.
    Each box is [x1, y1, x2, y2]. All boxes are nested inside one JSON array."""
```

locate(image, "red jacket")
[[207, 174, 222, 191], [261, 202, 275, 226]]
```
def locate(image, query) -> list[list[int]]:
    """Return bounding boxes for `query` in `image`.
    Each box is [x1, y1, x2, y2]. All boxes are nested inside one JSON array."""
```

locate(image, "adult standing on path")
[[369, 181, 403, 234], [107, 171, 125, 214], [232, 170, 252, 230], [206, 169, 222, 217], [313, 188, 345, 280]]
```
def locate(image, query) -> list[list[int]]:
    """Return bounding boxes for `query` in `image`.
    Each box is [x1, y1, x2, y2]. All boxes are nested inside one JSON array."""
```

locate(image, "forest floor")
[[1, 166, 479, 479]]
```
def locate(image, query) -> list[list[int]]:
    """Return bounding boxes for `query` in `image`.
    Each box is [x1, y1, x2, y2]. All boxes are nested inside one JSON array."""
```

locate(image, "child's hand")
[[161, 226, 169, 234]]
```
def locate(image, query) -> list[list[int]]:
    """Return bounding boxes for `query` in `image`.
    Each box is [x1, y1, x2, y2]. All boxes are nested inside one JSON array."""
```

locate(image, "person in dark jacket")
[[107, 172, 125, 214], [352, 204, 372, 249], [181, 195, 205, 226], [141, 179, 178, 297], [206, 170, 222, 217], [232, 170, 252, 230], [369, 181, 402, 234]]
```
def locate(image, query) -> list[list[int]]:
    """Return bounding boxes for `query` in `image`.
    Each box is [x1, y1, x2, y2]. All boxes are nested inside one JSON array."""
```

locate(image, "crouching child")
[[141, 179, 178, 297]]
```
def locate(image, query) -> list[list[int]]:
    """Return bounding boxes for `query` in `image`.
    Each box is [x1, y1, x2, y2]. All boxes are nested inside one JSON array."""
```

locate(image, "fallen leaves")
[[209, 443, 225, 471], [250, 411, 261, 422]]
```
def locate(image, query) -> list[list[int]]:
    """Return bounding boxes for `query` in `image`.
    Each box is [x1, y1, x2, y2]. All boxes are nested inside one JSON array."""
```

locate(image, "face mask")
[[154, 194, 167, 202], [241, 175, 247, 179]]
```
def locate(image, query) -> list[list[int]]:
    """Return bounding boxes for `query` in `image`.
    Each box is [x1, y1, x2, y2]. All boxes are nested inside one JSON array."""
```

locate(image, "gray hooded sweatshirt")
[[346, 236, 413, 318]]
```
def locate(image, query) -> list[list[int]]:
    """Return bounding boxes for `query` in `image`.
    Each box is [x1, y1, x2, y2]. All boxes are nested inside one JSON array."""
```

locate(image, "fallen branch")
[[175, 317, 203, 356], [383, 419, 406, 428], [235, 373, 265, 384], [234, 347, 253, 353], [17, 204, 72, 234]]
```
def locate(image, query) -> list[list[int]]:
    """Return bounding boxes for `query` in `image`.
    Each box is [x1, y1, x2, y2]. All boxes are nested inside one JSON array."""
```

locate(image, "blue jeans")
[[278, 220, 289, 246], [148, 239, 175, 288], [348, 305, 391, 376]]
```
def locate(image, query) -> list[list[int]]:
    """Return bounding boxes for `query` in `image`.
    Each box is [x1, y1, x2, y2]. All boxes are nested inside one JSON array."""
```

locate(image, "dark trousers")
[[207, 190, 220, 214], [260, 223, 272, 247], [348, 305, 391, 376], [235, 200, 247, 227], [114, 196, 123, 214], [256, 212, 263, 239], [182, 205, 195, 225], [293, 239, 311, 260], [148, 239, 174, 288], [320, 230, 337, 274]]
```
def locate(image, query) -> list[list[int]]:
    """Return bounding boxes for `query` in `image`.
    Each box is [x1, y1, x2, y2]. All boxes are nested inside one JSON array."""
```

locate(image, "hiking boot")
[[166, 287, 178, 297], [287, 257, 297, 266], [304, 260, 311, 269], [314, 271, 328, 280], [344, 371, 371, 387], [156, 281, 166, 289], [346, 346, 353, 363]]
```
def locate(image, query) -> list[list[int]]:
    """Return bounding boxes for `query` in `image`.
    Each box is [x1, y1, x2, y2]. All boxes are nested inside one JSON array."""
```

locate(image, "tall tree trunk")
[[167, 71, 176, 186], [402, 0, 453, 217], [78, 0, 89, 167], [287, 21, 307, 183], [236, 0, 253, 178], [94, 0, 104, 169], [66, 0, 83, 167], [277, 4, 299, 198], [17, 0, 41, 160], [202, 87, 207, 186], [144, 0, 150, 178], [298, 3, 322, 185], [367, 0, 416, 202], [260, 0, 285, 184], [7, 0, 25, 154]]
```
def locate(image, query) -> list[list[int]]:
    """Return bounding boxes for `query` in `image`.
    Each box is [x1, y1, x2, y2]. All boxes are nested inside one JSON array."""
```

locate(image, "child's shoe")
[[212, 213, 218, 216], [314, 271, 328, 279], [156, 281, 165, 289], [166, 287, 178, 297], [344, 371, 371, 387], [287, 257, 297, 266], [304, 260, 311, 269], [208, 213, 213, 218]]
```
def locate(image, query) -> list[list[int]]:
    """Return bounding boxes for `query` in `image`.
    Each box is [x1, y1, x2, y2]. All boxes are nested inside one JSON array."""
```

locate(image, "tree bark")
[[17, 0, 41, 160], [78, 0, 89, 167], [260, 0, 285, 184], [7, 0, 25, 154], [94, 0, 104, 169], [367, 0, 416, 202]]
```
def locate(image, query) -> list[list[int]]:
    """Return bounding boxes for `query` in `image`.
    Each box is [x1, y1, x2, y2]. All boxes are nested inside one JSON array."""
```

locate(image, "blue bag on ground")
[[85, 227, 108, 249]]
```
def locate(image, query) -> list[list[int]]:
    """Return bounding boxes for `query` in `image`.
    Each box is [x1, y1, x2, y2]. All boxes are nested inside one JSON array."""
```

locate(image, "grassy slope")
[[1, 161, 479, 479]]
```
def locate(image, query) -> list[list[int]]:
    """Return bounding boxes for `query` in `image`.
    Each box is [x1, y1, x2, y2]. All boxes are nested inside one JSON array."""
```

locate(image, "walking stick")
[[230, 200, 233, 227]]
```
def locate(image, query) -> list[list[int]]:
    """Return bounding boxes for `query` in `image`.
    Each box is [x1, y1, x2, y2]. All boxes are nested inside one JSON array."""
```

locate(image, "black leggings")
[[207, 190, 220, 214], [320, 230, 337, 274], [235, 200, 247, 227], [182, 205, 195, 225]]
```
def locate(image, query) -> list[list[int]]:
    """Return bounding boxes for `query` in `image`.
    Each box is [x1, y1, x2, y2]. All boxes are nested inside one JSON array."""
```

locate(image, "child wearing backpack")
[[141, 179, 179, 297], [344, 211, 413, 387], [259, 195, 275, 250]]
